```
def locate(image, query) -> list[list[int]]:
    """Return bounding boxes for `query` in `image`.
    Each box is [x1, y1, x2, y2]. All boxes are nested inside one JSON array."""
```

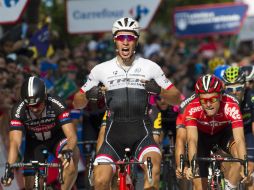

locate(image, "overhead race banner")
[[238, 16, 254, 41], [236, 0, 254, 16], [0, 0, 29, 24], [173, 3, 248, 38], [66, 0, 161, 34]]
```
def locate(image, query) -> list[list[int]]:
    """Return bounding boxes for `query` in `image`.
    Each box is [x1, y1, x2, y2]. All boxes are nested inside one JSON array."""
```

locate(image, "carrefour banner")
[[0, 0, 29, 24], [173, 3, 248, 37]]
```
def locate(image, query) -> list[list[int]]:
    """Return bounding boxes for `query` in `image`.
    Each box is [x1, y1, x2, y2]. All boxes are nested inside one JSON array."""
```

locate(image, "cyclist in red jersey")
[[185, 74, 249, 190]]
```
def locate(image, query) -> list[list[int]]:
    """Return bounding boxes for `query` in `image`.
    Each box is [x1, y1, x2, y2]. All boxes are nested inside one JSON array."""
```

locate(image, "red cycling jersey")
[[184, 93, 243, 135]]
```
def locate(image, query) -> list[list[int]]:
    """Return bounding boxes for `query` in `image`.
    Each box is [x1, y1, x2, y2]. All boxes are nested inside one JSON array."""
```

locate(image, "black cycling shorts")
[[197, 126, 233, 178], [23, 134, 66, 176]]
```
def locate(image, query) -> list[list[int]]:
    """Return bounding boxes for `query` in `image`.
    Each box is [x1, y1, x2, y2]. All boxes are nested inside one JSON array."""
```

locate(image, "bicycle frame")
[[190, 153, 248, 190], [91, 148, 153, 190]]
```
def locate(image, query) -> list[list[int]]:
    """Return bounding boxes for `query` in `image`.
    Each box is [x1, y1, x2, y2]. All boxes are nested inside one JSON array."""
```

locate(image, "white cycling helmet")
[[112, 17, 140, 37], [241, 65, 254, 82]]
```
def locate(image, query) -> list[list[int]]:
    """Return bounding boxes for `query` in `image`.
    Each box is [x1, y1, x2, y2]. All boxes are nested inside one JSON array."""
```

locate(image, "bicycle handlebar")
[[94, 160, 144, 165], [146, 157, 153, 184], [180, 154, 184, 176], [9, 161, 64, 184], [191, 154, 248, 177], [94, 157, 153, 184]]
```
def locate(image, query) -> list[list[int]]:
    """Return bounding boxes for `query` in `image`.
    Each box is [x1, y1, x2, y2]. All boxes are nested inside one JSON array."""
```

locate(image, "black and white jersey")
[[10, 94, 72, 141], [81, 57, 173, 120]]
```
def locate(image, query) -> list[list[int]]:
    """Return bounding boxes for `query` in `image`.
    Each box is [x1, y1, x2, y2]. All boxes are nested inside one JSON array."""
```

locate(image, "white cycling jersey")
[[81, 56, 173, 92]]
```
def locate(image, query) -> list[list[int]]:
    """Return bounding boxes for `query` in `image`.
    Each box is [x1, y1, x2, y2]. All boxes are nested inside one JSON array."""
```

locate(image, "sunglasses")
[[26, 102, 43, 109], [225, 85, 245, 93], [114, 35, 137, 42], [199, 95, 220, 105]]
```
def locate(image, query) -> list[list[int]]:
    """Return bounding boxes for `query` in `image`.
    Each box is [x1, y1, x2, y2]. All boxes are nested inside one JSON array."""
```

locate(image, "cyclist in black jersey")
[[1, 76, 80, 190], [73, 17, 181, 190], [222, 66, 254, 190]]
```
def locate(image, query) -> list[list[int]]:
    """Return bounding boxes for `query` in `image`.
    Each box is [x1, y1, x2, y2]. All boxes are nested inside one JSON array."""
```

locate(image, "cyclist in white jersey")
[[73, 17, 181, 190]]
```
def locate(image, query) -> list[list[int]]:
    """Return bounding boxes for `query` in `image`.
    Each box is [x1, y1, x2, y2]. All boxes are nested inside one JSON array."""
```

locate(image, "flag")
[[53, 76, 77, 100], [29, 25, 54, 57]]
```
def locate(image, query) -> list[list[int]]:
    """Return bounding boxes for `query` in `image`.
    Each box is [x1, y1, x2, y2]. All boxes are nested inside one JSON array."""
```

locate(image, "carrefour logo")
[[129, 5, 149, 20]]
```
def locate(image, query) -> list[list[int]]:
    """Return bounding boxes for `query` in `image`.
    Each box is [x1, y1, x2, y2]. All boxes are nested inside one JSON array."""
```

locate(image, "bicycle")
[[181, 151, 248, 190], [160, 130, 180, 190], [1, 149, 64, 190], [77, 140, 97, 189], [90, 148, 153, 190]]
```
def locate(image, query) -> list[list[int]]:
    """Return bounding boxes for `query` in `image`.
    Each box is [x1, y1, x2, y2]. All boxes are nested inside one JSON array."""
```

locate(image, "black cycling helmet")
[[21, 76, 46, 106]]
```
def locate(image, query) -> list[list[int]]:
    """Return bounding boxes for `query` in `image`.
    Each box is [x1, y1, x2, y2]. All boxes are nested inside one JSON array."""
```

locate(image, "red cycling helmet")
[[195, 74, 223, 94]]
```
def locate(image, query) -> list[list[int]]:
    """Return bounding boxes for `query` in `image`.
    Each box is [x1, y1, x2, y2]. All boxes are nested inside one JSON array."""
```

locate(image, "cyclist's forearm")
[[73, 91, 88, 109], [175, 128, 187, 167], [160, 87, 181, 105], [187, 127, 198, 163], [8, 131, 22, 164], [8, 142, 20, 164], [62, 123, 78, 150], [235, 140, 247, 160], [252, 122, 254, 136], [175, 140, 185, 167], [66, 135, 77, 151], [188, 140, 197, 163], [233, 127, 247, 159]]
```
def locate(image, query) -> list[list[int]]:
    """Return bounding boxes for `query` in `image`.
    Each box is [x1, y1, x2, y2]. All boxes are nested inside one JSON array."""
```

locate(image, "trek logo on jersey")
[[108, 78, 144, 88], [224, 104, 241, 120], [188, 106, 202, 116], [10, 120, 22, 127]]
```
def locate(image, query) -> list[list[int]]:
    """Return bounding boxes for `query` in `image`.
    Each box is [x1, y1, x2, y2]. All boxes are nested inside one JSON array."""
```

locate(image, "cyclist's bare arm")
[[252, 121, 254, 136], [61, 123, 78, 151], [73, 91, 88, 109], [232, 127, 247, 160], [8, 130, 23, 164], [160, 86, 181, 105], [175, 128, 187, 173], [186, 126, 198, 178]]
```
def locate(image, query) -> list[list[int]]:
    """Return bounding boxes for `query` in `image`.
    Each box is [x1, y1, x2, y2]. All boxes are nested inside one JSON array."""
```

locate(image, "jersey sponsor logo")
[[134, 68, 141, 73], [59, 111, 70, 120], [15, 102, 25, 118], [153, 112, 162, 129], [188, 106, 202, 116], [26, 118, 55, 125], [48, 97, 65, 109], [27, 123, 55, 132], [224, 104, 241, 120], [180, 94, 196, 109], [225, 93, 239, 104], [108, 78, 144, 88], [10, 120, 22, 126]]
